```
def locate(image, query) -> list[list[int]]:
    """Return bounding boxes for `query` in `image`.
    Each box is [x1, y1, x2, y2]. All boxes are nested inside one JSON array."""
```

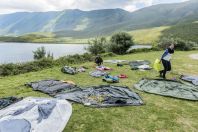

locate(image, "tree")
[[108, 32, 134, 55], [86, 37, 107, 55], [33, 47, 46, 60], [158, 37, 197, 51]]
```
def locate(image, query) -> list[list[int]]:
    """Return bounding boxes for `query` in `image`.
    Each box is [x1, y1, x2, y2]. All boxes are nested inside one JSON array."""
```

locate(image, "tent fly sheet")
[[56, 85, 143, 107], [181, 75, 198, 86], [134, 78, 198, 100], [25, 79, 78, 95], [129, 60, 151, 70], [0, 97, 72, 132], [0, 97, 22, 110]]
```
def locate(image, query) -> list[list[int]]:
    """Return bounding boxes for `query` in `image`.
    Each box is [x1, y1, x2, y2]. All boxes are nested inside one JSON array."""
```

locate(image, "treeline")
[[0, 53, 113, 76]]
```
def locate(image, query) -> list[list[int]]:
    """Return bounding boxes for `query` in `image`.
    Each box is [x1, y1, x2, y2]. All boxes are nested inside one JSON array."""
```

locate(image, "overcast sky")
[[0, 0, 189, 14]]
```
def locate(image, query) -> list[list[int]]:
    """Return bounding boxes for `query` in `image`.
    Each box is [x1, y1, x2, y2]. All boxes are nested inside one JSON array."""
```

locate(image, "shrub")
[[158, 37, 197, 51], [108, 32, 134, 55], [33, 47, 46, 60], [86, 37, 107, 55], [0, 58, 54, 76], [0, 52, 116, 76]]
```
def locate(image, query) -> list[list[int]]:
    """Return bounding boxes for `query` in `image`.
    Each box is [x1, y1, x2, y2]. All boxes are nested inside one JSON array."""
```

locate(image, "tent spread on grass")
[[25, 80, 79, 96], [56, 85, 143, 107], [89, 70, 108, 78], [134, 78, 198, 100], [0, 97, 72, 132], [0, 97, 22, 110], [96, 66, 112, 71], [129, 60, 151, 70], [181, 75, 198, 86], [104, 60, 129, 64]]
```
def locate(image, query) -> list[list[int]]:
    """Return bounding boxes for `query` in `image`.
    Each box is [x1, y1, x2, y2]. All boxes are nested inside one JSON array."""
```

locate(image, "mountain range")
[[0, 0, 197, 38]]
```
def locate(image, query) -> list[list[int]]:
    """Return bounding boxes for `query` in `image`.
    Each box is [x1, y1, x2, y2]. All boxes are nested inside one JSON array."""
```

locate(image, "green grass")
[[0, 51, 198, 132], [128, 26, 170, 44]]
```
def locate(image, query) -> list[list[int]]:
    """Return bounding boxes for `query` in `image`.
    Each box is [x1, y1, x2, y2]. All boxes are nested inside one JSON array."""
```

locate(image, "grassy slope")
[[162, 22, 198, 43], [0, 26, 168, 44], [0, 51, 198, 132], [128, 26, 169, 44]]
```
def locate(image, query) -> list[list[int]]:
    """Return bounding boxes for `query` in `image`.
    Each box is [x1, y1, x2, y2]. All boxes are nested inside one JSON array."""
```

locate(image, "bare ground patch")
[[189, 54, 198, 60]]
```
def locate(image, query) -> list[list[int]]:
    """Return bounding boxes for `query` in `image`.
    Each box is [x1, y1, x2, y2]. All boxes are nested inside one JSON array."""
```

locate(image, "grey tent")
[[56, 85, 143, 107], [129, 60, 151, 70], [61, 66, 78, 75], [0, 97, 22, 110], [89, 70, 108, 78], [104, 60, 129, 64], [0, 97, 72, 132], [25, 80, 79, 95], [134, 78, 198, 100], [181, 75, 198, 86]]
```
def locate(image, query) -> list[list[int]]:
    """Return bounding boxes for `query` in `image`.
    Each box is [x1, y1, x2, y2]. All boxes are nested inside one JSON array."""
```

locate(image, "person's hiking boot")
[[159, 71, 163, 77]]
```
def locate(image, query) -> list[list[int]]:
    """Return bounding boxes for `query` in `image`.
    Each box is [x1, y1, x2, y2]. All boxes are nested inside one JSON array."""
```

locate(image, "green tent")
[[134, 78, 198, 101]]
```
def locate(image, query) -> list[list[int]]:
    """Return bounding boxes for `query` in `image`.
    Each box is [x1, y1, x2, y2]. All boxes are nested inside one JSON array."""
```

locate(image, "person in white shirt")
[[159, 44, 175, 79]]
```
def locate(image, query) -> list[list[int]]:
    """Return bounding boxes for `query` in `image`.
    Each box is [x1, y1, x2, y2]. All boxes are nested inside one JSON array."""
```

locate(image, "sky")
[[0, 0, 189, 14]]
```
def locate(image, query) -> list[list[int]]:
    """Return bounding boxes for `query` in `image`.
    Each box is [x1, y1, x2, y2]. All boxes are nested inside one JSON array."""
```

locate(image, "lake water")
[[0, 42, 151, 64]]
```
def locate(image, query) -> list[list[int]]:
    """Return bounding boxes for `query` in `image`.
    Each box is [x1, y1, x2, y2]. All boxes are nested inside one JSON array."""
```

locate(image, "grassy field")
[[0, 51, 198, 132], [128, 26, 170, 44]]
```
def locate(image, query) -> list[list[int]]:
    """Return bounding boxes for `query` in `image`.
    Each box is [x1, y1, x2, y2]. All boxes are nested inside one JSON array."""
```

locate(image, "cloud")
[[0, 0, 188, 14]]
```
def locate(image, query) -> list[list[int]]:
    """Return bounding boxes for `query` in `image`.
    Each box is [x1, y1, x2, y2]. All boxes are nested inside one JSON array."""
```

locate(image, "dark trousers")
[[160, 59, 171, 78]]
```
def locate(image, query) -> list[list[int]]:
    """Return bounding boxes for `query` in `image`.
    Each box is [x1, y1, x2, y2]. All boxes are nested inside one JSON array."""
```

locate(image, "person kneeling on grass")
[[159, 44, 175, 79], [95, 55, 103, 66]]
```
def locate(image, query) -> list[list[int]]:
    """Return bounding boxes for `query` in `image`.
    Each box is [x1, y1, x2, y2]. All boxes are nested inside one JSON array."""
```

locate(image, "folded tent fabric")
[[55, 85, 143, 107], [129, 60, 151, 70], [61, 66, 77, 75], [180, 75, 198, 86], [96, 66, 112, 71], [0, 97, 72, 132], [0, 97, 22, 110], [134, 78, 198, 100], [77, 67, 86, 72], [25, 79, 78, 95], [89, 70, 108, 78], [103, 75, 119, 83]]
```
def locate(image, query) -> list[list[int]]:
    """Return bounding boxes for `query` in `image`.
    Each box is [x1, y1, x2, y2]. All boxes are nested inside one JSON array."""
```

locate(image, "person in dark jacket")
[[159, 44, 175, 79], [95, 55, 103, 66]]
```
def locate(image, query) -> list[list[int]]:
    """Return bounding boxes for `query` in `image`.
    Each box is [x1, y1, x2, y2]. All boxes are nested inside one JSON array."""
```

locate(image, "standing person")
[[95, 55, 103, 66], [159, 44, 175, 79]]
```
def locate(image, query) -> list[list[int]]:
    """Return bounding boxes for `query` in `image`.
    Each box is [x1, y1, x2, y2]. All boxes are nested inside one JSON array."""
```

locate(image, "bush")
[[0, 58, 54, 76], [33, 47, 54, 60], [0, 52, 116, 76], [33, 47, 46, 60], [158, 37, 197, 51], [86, 37, 107, 55], [108, 32, 134, 55]]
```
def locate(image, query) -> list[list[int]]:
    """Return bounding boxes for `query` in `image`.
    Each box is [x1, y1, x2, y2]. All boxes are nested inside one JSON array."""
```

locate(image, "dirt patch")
[[189, 54, 198, 60]]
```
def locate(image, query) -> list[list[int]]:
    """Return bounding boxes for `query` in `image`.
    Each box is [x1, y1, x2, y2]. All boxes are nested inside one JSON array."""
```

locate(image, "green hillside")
[[1, 21, 197, 45], [162, 22, 198, 43], [128, 26, 169, 44], [0, 0, 197, 38]]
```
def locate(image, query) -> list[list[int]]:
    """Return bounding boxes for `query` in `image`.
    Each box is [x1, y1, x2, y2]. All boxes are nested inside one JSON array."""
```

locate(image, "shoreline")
[[0, 41, 88, 45]]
